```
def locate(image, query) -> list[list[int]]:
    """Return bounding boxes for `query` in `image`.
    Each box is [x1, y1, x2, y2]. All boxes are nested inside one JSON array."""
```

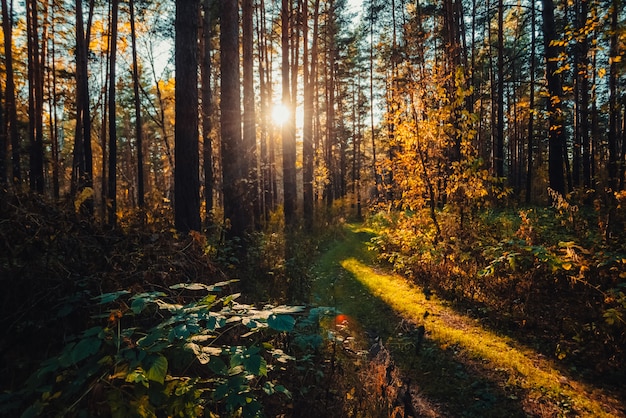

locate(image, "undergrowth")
[[368, 191, 626, 386]]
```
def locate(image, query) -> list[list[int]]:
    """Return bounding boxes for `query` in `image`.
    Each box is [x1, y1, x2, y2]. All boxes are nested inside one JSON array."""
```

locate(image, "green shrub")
[[2, 282, 301, 418]]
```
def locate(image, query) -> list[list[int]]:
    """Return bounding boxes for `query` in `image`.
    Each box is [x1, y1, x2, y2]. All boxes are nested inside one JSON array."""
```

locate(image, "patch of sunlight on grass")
[[340, 257, 618, 418]]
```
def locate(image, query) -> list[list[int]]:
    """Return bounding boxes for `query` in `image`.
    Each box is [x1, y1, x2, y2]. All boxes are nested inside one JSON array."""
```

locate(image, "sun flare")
[[271, 103, 290, 126]]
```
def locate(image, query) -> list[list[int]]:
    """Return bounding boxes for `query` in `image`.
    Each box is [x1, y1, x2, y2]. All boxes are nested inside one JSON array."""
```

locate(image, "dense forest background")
[[0, 0, 624, 229], [1, 0, 626, 416]]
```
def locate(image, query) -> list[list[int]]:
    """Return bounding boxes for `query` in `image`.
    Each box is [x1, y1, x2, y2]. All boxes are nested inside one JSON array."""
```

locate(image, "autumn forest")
[[1, 0, 626, 416]]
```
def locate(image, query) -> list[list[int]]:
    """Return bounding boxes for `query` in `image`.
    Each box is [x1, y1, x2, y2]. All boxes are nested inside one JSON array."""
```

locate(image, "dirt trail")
[[310, 224, 625, 417]]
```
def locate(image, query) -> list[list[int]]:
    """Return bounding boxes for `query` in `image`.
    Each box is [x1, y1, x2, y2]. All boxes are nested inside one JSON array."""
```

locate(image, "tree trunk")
[[26, 0, 44, 193], [174, 0, 201, 232], [607, 0, 618, 191], [542, 0, 566, 195], [256, 0, 271, 220], [303, 0, 320, 230], [282, 0, 297, 226], [108, 0, 119, 227], [0, 76, 4, 185], [221, 0, 248, 239], [324, 0, 336, 209], [495, 0, 504, 178], [369, 1, 379, 200], [202, 0, 215, 223], [2, 0, 20, 184], [48, 3, 59, 198], [129, 0, 144, 208], [243, 0, 259, 228], [580, 0, 591, 189], [525, 0, 536, 203]]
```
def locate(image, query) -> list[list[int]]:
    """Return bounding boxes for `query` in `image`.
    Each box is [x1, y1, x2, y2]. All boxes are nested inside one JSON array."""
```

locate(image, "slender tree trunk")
[[174, 0, 201, 232], [129, 0, 144, 208], [525, 0, 536, 204], [619, 98, 626, 190], [324, 0, 336, 209], [542, 0, 566, 195], [256, 0, 270, 220], [2, 0, 20, 184], [73, 0, 94, 214], [0, 77, 4, 186], [48, 2, 59, 198], [221, 0, 248, 239], [26, 0, 44, 193], [282, 0, 297, 226], [580, 0, 591, 189], [607, 0, 619, 191], [84, 0, 95, 200], [303, 0, 320, 229], [369, 0, 379, 200], [591, 48, 599, 189], [243, 0, 259, 228], [107, 0, 119, 227], [495, 0, 504, 178], [202, 0, 215, 223], [100, 2, 110, 221]]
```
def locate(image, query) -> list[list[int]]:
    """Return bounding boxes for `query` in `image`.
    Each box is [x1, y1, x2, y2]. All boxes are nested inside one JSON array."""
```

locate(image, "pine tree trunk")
[[542, 0, 566, 195], [108, 0, 119, 227], [282, 0, 297, 226], [201, 0, 215, 223], [221, 0, 248, 238], [174, 0, 201, 232], [243, 0, 259, 228], [130, 0, 144, 208]]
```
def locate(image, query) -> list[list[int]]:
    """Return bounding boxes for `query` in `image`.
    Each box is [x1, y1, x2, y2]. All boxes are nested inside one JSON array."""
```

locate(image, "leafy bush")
[[2, 282, 301, 418], [368, 202, 626, 375]]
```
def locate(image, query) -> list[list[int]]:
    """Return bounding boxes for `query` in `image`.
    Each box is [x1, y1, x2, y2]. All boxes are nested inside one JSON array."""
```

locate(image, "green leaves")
[[11, 282, 301, 418], [267, 313, 296, 332], [146, 355, 168, 385]]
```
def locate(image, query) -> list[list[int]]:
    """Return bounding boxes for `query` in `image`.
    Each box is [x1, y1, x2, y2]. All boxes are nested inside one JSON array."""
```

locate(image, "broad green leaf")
[[126, 368, 149, 388], [131, 298, 147, 314], [267, 314, 295, 332], [275, 384, 292, 398], [92, 290, 130, 305], [243, 355, 267, 377], [266, 305, 306, 314], [168, 324, 191, 341], [147, 355, 168, 385], [170, 283, 210, 291], [71, 337, 101, 364], [208, 357, 228, 375]]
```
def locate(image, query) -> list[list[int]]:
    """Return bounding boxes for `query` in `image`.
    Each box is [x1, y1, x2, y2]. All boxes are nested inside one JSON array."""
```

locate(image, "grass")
[[311, 223, 624, 417]]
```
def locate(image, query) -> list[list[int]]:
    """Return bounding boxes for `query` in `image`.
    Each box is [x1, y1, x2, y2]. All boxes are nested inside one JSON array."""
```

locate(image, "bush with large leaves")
[[2, 281, 301, 418]]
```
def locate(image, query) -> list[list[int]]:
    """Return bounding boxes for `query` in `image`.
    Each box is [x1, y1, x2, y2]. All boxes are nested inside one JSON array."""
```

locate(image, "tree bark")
[[129, 0, 144, 208], [108, 0, 119, 226], [282, 0, 297, 226], [201, 0, 215, 223], [243, 0, 259, 228], [607, 0, 619, 191], [3, 0, 21, 183], [174, 0, 201, 232], [26, 0, 44, 193], [525, 0, 536, 203], [303, 0, 320, 230], [542, 0, 566, 195], [495, 0, 504, 178], [220, 0, 248, 239]]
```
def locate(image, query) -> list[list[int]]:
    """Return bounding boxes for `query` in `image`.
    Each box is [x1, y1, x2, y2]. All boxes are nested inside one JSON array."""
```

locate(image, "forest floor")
[[309, 223, 625, 417]]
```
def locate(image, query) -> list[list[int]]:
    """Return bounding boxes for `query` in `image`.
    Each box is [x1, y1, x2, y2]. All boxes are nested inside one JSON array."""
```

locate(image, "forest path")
[[310, 223, 624, 417]]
